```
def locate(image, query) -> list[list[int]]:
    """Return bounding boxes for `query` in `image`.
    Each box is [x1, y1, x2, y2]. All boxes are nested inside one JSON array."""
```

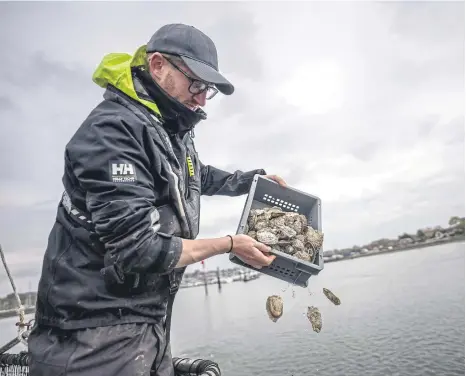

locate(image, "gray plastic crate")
[[229, 174, 324, 288]]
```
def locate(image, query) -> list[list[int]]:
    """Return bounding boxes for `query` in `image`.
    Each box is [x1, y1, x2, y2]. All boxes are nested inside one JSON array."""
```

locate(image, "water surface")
[[1, 242, 464, 376]]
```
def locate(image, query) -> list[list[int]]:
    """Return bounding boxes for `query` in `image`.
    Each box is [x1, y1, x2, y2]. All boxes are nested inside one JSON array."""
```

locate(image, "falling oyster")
[[323, 288, 341, 305], [307, 306, 322, 333], [266, 295, 284, 322]]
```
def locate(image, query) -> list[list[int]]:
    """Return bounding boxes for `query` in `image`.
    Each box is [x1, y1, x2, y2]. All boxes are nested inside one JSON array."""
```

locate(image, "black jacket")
[[34, 46, 265, 330]]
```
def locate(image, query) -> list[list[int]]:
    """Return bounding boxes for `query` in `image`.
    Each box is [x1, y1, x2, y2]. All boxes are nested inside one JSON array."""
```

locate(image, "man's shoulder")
[[73, 94, 152, 144], [88, 94, 149, 131]]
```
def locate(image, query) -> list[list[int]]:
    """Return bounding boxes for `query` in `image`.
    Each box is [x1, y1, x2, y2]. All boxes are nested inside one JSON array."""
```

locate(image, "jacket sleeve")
[[66, 117, 183, 288], [200, 161, 266, 196]]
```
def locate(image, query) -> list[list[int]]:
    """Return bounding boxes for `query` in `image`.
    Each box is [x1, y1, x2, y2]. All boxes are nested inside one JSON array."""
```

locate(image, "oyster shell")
[[246, 206, 324, 262], [268, 207, 286, 218], [289, 219, 304, 234], [247, 213, 257, 229], [269, 216, 286, 228], [291, 238, 305, 252], [277, 225, 297, 239], [254, 220, 268, 231], [296, 234, 305, 243], [304, 227, 324, 251], [284, 212, 299, 224], [266, 295, 283, 322], [256, 230, 278, 245], [247, 230, 257, 238], [250, 209, 265, 216], [294, 250, 312, 262], [307, 306, 322, 333], [323, 288, 341, 305], [283, 245, 295, 255]]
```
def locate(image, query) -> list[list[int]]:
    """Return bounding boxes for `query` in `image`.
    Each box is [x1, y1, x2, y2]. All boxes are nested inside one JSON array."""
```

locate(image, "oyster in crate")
[[256, 229, 279, 245], [266, 295, 284, 322], [246, 206, 324, 263], [323, 288, 341, 305], [307, 306, 322, 333]]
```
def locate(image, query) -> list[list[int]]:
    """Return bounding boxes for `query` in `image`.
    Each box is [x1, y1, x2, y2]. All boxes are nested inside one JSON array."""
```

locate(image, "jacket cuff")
[[156, 233, 183, 272]]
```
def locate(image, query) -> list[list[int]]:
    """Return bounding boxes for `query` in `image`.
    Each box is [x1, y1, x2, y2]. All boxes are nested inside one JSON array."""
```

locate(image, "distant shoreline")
[[0, 305, 35, 320], [323, 235, 465, 264], [0, 235, 463, 321]]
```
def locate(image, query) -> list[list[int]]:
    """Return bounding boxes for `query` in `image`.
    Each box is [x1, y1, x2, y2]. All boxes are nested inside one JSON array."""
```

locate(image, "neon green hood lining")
[[92, 45, 161, 115]]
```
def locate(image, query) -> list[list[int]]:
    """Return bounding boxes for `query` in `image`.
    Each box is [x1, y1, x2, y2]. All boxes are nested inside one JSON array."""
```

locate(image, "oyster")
[[269, 216, 286, 228], [323, 288, 341, 305], [289, 219, 304, 234], [245, 206, 324, 262], [304, 227, 324, 252], [247, 212, 257, 229], [296, 234, 305, 243], [269, 207, 286, 218], [247, 230, 257, 238], [277, 225, 297, 239], [283, 245, 295, 255], [291, 238, 305, 252], [266, 295, 283, 322], [254, 220, 268, 231], [256, 230, 278, 245], [307, 306, 322, 333], [294, 250, 312, 262]]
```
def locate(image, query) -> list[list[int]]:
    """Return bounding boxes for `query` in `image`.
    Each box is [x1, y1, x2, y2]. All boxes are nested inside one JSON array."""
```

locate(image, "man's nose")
[[192, 91, 207, 107]]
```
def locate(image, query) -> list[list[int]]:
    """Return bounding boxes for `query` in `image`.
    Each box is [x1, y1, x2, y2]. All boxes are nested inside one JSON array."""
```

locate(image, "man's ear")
[[148, 52, 165, 80]]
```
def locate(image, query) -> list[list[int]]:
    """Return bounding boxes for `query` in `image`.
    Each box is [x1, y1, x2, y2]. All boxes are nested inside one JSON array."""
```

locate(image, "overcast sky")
[[0, 1, 464, 295]]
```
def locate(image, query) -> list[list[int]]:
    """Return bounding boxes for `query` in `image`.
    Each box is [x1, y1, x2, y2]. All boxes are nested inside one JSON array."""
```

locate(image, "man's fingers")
[[252, 247, 276, 266], [265, 174, 287, 187], [254, 242, 272, 254], [276, 176, 287, 187], [265, 254, 277, 264]]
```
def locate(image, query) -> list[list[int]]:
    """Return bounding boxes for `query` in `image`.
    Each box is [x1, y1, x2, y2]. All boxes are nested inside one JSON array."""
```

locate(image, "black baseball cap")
[[146, 23, 234, 95]]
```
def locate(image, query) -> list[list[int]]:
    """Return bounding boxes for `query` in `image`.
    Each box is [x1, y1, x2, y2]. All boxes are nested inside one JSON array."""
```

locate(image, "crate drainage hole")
[[271, 265, 293, 276], [263, 194, 299, 212]]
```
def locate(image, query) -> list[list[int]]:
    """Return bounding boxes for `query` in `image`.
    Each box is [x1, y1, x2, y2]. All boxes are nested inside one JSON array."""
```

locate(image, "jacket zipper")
[[148, 115, 193, 239]]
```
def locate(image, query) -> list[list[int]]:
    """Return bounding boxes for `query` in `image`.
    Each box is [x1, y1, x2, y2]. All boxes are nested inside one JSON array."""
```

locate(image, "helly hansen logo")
[[112, 163, 134, 175], [110, 162, 137, 183]]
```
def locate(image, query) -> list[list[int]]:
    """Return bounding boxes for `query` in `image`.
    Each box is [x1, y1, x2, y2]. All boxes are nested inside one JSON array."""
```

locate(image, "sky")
[[0, 1, 464, 296]]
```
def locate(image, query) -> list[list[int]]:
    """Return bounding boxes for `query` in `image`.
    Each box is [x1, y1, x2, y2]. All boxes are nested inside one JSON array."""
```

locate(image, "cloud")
[[0, 96, 15, 112], [0, 1, 463, 293]]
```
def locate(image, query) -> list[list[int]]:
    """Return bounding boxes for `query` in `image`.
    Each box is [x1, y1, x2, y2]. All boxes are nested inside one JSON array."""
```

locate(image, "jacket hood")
[[92, 45, 162, 116], [92, 45, 207, 134]]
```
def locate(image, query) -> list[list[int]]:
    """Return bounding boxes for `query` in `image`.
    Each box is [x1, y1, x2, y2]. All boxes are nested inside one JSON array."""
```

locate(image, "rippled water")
[[1, 242, 464, 376]]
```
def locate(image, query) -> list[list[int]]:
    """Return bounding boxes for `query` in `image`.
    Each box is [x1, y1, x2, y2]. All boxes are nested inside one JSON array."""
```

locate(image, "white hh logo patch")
[[110, 162, 137, 183]]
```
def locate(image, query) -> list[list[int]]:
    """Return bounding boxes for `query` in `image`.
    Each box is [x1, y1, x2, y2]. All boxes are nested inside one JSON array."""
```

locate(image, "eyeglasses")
[[164, 56, 219, 100]]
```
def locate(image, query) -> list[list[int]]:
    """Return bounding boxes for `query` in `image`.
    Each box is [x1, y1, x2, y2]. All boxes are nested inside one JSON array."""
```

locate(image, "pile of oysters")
[[245, 205, 334, 332], [266, 288, 341, 333], [245, 206, 324, 263]]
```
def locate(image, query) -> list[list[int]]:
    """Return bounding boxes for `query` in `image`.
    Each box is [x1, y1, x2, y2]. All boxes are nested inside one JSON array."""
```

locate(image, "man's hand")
[[231, 234, 276, 269], [264, 174, 287, 187]]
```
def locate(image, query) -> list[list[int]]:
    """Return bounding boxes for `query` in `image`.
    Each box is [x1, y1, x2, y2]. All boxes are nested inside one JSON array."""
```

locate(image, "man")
[[27, 23, 286, 376]]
